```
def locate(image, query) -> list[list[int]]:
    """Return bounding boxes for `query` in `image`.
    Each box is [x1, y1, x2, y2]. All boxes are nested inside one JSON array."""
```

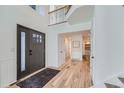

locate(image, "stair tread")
[[104, 83, 120, 88], [118, 77, 124, 84]]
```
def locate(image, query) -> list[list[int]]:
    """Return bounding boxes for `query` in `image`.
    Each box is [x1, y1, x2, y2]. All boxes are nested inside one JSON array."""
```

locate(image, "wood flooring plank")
[[10, 59, 91, 88], [44, 60, 92, 88]]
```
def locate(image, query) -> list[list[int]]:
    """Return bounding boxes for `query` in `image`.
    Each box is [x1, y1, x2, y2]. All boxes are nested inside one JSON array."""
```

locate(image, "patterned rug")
[[16, 68, 60, 88]]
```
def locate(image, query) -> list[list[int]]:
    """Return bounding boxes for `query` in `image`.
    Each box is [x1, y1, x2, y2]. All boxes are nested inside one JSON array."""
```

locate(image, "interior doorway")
[[58, 30, 93, 87], [82, 31, 91, 62], [58, 31, 91, 64], [58, 34, 72, 66], [58, 30, 92, 86], [17, 24, 45, 80]]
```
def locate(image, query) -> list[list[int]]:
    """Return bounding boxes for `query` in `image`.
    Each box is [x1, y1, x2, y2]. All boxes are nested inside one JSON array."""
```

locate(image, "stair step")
[[118, 77, 124, 84], [92, 73, 124, 88], [105, 77, 124, 87], [104, 83, 120, 88], [117, 73, 124, 78]]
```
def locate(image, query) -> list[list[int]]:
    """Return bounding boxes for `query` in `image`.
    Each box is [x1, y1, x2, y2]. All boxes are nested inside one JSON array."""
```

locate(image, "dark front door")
[[29, 30, 45, 73], [17, 24, 45, 80], [17, 25, 30, 79]]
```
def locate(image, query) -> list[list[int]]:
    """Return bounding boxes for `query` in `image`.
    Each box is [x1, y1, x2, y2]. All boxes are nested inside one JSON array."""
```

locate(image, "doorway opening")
[[17, 24, 45, 80], [58, 30, 91, 64], [58, 30, 92, 87], [82, 31, 91, 62]]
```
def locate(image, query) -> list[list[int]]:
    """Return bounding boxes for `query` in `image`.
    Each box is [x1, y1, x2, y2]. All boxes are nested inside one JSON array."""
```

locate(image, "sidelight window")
[[21, 32, 26, 72]]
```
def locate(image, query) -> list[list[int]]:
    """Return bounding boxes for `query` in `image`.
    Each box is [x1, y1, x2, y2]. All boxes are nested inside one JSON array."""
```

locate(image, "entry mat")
[[16, 68, 60, 88]]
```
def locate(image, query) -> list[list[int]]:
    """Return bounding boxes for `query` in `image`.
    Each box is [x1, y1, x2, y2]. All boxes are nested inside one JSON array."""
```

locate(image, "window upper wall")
[[29, 5, 36, 10], [29, 5, 46, 16]]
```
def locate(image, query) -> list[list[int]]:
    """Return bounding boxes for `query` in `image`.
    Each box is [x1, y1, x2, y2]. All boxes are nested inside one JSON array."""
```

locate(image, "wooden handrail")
[[48, 5, 70, 14], [65, 5, 72, 14]]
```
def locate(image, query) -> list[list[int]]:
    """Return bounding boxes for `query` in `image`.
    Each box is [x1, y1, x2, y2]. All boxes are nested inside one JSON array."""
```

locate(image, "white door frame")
[[58, 34, 65, 67], [90, 17, 95, 85]]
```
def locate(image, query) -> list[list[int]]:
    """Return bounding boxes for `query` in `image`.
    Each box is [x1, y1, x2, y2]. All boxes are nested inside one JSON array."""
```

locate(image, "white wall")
[[92, 6, 124, 85], [71, 34, 82, 61], [47, 22, 91, 67], [0, 5, 48, 87]]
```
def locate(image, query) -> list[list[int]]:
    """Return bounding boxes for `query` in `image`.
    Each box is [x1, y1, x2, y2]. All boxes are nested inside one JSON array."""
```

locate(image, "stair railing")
[[48, 5, 71, 26]]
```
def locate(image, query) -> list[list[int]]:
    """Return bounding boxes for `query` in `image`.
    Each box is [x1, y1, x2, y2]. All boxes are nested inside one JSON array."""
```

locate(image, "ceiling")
[[68, 5, 94, 25]]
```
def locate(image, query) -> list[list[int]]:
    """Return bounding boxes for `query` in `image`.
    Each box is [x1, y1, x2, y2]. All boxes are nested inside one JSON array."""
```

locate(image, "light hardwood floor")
[[44, 60, 92, 88], [10, 59, 92, 88]]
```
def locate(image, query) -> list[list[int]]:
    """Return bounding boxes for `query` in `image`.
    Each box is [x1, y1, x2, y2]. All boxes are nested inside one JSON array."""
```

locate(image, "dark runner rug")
[[16, 68, 60, 88]]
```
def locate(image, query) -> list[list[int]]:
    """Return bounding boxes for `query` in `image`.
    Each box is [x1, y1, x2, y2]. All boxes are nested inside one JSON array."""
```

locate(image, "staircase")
[[48, 5, 71, 26], [92, 73, 124, 88], [48, 5, 94, 27]]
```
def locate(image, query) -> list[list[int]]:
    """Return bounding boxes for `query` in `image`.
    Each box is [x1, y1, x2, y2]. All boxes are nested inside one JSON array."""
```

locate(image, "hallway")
[[44, 60, 92, 88]]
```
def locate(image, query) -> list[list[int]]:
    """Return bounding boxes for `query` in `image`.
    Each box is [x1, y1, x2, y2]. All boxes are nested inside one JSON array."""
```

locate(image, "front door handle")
[[29, 50, 32, 55]]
